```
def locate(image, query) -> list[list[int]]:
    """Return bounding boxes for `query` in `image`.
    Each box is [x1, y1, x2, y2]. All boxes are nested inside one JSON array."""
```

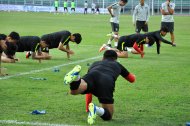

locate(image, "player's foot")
[[64, 65, 81, 85], [106, 32, 114, 37], [87, 103, 96, 125], [26, 52, 31, 59], [99, 44, 107, 52]]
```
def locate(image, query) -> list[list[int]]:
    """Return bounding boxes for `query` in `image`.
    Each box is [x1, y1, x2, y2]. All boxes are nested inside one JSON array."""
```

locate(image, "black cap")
[[73, 33, 82, 44]]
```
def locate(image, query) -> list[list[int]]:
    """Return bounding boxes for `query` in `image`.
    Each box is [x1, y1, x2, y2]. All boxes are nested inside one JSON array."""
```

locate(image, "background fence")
[[0, 0, 190, 14]]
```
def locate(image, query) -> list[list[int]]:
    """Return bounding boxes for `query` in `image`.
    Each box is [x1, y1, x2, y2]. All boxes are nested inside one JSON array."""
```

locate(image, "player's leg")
[[113, 23, 119, 48], [116, 51, 128, 58], [87, 103, 113, 124], [169, 22, 175, 44], [135, 21, 141, 34], [86, 93, 92, 112], [64, 65, 89, 95], [142, 21, 148, 33], [107, 23, 115, 47]]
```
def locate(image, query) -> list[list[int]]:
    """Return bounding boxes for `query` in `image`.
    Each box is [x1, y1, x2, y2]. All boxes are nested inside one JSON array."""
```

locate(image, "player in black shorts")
[[135, 21, 148, 33], [145, 26, 176, 54], [17, 36, 51, 61], [1, 32, 20, 63], [41, 30, 82, 59], [63, 50, 135, 124], [99, 34, 155, 58]]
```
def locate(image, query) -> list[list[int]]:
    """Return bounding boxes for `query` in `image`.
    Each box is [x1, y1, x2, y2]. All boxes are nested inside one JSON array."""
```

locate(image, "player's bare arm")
[[107, 6, 114, 17], [58, 42, 74, 54]]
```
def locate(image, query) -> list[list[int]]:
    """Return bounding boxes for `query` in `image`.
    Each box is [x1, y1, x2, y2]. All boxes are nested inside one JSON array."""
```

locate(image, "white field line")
[[0, 56, 101, 80], [0, 120, 79, 126]]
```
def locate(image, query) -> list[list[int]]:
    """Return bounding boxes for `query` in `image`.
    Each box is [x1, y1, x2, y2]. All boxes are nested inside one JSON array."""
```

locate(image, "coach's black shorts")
[[111, 22, 119, 32], [82, 71, 115, 104], [117, 36, 133, 51], [161, 22, 174, 33], [135, 21, 148, 33]]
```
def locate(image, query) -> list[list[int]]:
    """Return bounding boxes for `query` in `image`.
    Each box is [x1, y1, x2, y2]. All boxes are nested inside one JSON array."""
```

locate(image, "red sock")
[[85, 93, 92, 112]]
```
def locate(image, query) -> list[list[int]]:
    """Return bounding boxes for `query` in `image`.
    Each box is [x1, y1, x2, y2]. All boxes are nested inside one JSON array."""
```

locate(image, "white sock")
[[95, 106, 105, 116], [107, 40, 112, 45], [105, 46, 111, 50], [127, 47, 132, 53], [114, 42, 118, 47]]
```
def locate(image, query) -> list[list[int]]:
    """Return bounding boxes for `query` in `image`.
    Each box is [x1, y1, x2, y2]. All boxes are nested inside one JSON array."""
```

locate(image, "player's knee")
[[100, 108, 112, 121]]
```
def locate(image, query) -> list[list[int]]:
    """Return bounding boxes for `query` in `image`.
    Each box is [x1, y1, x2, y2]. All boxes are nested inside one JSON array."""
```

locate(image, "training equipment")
[[87, 103, 96, 125], [31, 110, 46, 114], [99, 44, 107, 52], [64, 65, 81, 85]]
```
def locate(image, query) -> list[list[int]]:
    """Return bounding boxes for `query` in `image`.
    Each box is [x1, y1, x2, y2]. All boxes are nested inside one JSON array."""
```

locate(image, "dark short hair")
[[9, 31, 20, 40], [4, 42, 17, 57], [73, 33, 82, 44], [0, 34, 7, 40], [160, 26, 169, 33], [121, 0, 128, 3], [103, 50, 118, 60], [147, 36, 155, 46]]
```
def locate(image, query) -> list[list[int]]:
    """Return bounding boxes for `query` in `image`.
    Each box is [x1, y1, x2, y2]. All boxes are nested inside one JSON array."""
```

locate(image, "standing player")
[[95, 4, 100, 14], [145, 26, 176, 54], [133, 0, 150, 33], [71, 0, 76, 13], [40, 30, 82, 59], [106, 0, 128, 48], [63, 0, 68, 14], [160, 0, 175, 45], [16, 36, 51, 61], [63, 50, 135, 124], [100, 34, 155, 58], [54, 0, 59, 14], [84, 1, 88, 14], [91, 2, 96, 14]]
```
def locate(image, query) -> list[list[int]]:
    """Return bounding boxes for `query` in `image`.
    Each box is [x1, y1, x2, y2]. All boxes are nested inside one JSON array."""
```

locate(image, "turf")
[[0, 12, 190, 126]]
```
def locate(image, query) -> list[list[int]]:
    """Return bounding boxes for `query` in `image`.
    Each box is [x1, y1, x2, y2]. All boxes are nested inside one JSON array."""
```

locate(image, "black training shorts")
[[135, 21, 148, 33], [161, 22, 174, 33], [82, 71, 115, 104], [111, 22, 119, 32]]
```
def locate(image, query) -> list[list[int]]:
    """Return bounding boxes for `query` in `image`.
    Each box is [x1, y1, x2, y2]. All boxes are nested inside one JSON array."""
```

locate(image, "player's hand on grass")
[[68, 50, 74, 55], [172, 43, 176, 47], [141, 52, 145, 58]]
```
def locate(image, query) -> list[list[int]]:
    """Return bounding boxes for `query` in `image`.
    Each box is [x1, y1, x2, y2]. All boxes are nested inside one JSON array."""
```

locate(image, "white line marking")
[[0, 56, 101, 80], [0, 120, 79, 126]]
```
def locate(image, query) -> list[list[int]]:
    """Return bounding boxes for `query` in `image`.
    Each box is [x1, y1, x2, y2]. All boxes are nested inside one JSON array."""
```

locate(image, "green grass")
[[0, 12, 190, 126]]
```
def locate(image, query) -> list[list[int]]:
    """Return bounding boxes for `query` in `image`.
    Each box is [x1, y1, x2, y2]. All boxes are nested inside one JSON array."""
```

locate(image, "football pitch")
[[0, 12, 190, 126]]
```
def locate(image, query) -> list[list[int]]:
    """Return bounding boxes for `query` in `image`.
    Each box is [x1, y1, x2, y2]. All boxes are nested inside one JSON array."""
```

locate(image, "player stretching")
[[41, 30, 82, 59], [106, 0, 128, 48], [16, 36, 51, 61], [100, 34, 155, 58], [145, 26, 176, 54], [64, 50, 135, 124]]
